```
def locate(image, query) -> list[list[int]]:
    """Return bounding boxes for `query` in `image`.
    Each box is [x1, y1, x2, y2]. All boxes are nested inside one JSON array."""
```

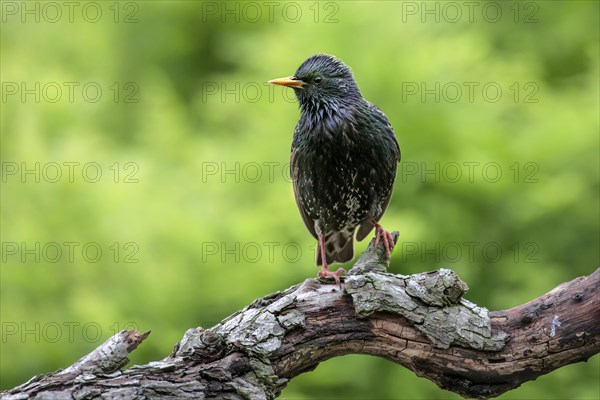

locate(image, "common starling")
[[269, 54, 400, 285]]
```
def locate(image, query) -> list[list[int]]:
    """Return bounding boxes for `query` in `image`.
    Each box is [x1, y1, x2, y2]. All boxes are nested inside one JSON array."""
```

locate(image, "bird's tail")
[[316, 231, 354, 266]]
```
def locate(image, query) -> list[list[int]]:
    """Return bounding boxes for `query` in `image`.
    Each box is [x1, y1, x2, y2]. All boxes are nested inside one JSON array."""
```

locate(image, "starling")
[[269, 54, 400, 285]]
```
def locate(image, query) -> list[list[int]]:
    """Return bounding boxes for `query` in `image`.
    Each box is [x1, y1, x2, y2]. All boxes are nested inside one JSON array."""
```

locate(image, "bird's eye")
[[314, 76, 323, 84]]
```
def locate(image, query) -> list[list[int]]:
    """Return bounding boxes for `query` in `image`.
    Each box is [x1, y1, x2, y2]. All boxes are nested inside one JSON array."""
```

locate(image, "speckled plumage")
[[272, 54, 400, 269]]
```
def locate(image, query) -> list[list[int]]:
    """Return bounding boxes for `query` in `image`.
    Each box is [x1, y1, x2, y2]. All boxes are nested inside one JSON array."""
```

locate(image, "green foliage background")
[[1, 1, 598, 398]]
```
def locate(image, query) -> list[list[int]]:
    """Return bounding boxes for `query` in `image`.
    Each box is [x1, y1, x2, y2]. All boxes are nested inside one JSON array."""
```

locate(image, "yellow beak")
[[268, 76, 305, 89]]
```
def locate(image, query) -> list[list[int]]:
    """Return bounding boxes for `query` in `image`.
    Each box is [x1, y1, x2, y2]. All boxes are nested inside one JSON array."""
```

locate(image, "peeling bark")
[[3, 234, 599, 399]]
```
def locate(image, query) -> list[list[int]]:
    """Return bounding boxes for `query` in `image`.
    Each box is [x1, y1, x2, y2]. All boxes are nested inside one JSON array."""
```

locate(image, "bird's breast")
[[293, 124, 394, 231]]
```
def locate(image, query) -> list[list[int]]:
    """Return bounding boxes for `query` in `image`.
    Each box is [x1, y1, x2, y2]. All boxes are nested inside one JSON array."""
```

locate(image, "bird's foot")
[[372, 220, 395, 263], [317, 266, 346, 289]]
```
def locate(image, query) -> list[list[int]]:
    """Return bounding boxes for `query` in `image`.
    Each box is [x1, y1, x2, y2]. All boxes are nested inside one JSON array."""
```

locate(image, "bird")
[[269, 54, 400, 286]]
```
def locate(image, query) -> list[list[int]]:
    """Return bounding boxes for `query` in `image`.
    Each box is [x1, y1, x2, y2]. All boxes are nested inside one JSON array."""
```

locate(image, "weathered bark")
[[3, 233, 599, 400]]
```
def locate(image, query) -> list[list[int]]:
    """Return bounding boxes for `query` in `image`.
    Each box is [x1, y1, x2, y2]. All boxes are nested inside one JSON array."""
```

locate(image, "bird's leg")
[[372, 219, 395, 263], [317, 236, 346, 288]]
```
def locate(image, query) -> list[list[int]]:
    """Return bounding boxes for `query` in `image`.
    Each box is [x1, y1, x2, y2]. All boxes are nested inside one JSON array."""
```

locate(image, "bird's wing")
[[290, 145, 318, 240], [356, 192, 393, 241], [356, 102, 400, 241], [368, 102, 401, 162]]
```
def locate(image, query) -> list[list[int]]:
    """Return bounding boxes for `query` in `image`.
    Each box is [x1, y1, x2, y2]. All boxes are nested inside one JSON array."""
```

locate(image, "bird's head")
[[269, 54, 362, 114]]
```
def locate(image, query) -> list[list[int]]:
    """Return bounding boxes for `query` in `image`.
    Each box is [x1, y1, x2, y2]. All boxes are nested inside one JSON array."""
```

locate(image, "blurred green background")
[[1, 1, 598, 398]]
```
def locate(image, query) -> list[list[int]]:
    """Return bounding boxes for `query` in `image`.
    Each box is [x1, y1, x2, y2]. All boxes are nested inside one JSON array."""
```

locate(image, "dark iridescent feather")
[[285, 54, 400, 265]]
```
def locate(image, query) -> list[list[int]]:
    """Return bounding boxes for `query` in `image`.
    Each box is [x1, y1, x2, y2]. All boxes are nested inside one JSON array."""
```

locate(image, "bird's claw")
[[318, 267, 346, 289], [373, 221, 394, 263]]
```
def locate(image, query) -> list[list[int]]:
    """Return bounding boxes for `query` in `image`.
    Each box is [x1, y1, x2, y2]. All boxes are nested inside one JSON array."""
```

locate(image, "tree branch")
[[3, 233, 599, 399]]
